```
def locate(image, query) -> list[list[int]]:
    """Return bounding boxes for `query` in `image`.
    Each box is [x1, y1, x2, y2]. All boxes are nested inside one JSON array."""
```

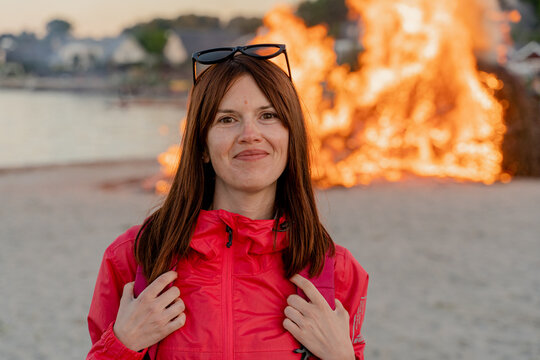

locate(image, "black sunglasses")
[[191, 43, 292, 84]]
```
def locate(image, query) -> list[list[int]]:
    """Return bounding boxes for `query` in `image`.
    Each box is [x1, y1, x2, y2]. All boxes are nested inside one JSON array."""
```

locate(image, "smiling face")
[[206, 74, 289, 198]]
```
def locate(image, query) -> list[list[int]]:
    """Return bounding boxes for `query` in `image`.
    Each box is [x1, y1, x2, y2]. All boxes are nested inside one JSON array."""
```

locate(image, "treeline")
[[499, 0, 540, 45], [121, 0, 352, 55], [121, 15, 263, 55]]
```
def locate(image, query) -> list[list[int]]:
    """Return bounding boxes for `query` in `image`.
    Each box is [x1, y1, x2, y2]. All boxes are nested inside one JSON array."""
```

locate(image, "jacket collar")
[[189, 209, 289, 258]]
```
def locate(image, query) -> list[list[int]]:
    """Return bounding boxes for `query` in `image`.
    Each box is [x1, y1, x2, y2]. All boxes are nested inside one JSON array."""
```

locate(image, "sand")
[[0, 160, 539, 360]]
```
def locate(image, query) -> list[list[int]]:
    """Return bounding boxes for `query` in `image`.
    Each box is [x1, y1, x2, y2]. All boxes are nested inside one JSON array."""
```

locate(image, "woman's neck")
[[212, 183, 276, 220]]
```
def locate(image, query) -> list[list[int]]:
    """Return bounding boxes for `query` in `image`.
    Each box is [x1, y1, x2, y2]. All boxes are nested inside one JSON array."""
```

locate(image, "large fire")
[[156, 0, 515, 192]]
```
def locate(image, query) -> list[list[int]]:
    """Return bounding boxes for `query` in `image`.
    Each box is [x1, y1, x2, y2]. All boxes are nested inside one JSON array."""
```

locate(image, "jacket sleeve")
[[86, 227, 147, 360], [334, 246, 369, 360]]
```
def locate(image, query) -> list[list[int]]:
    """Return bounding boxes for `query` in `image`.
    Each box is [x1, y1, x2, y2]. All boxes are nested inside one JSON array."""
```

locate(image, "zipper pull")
[[225, 225, 233, 248], [294, 345, 314, 359]]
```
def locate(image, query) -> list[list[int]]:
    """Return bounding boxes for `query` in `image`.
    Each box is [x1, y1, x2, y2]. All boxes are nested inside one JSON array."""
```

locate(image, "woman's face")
[[206, 74, 289, 195]]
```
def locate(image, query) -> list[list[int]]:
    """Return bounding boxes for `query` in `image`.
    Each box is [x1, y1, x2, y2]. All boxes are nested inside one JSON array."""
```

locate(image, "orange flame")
[[507, 10, 521, 23], [157, 0, 511, 192], [252, 0, 507, 187]]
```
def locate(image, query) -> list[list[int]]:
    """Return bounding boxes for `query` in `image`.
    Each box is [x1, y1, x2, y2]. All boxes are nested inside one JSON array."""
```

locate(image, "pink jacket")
[[87, 209, 368, 359]]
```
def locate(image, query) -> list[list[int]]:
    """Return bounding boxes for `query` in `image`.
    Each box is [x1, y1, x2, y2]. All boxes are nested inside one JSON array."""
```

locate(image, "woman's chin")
[[214, 169, 281, 196], [222, 176, 278, 195], [233, 181, 277, 194]]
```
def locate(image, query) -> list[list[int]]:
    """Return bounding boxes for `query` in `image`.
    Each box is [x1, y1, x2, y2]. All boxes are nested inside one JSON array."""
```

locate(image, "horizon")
[[0, 0, 302, 38]]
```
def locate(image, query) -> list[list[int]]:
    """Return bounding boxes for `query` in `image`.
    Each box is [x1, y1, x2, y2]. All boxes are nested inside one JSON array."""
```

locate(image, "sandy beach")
[[0, 160, 539, 360]]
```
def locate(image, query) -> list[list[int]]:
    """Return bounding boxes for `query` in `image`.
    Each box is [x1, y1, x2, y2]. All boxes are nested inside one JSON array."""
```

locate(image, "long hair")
[[136, 54, 334, 283]]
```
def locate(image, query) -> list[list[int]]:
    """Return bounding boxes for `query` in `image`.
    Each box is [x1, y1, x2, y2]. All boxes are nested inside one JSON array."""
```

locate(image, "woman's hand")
[[283, 274, 355, 360], [113, 271, 186, 352]]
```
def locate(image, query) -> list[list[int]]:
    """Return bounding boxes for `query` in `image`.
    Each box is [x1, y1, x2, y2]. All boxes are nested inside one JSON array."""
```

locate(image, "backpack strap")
[[133, 265, 158, 360], [296, 253, 335, 310], [294, 253, 335, 360], [133, 264, 148, 298]]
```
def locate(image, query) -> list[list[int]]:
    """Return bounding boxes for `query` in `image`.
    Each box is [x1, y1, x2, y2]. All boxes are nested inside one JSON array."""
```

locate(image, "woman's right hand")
[[113, 271, 186, 352]]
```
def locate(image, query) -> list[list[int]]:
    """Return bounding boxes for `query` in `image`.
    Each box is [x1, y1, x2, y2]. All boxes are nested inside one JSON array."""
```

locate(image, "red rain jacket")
[[87, 209, 368, 360]]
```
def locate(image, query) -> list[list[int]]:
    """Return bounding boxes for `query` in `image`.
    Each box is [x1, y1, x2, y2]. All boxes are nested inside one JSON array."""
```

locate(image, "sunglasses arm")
[[284, 50, 292, 81], [192, 58, 197, 84]]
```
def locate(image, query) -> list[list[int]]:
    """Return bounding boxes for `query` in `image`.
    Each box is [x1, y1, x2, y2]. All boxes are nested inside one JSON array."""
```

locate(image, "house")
[[163, 29, 244, 66], [48, 34, 148, 71], [0, 35, 17, 65], [101, 35, 147, 66], [512, 41, 540, 62], [49, 38, 103, 71], [0, 35, 26, 75], [507, 41, 540, 76], [163, 30, 188, 65], [4, 37, 54, 74]]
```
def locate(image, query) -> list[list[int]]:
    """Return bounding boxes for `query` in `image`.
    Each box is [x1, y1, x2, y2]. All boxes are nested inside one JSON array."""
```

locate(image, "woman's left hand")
[[283, 274, 355, 360]]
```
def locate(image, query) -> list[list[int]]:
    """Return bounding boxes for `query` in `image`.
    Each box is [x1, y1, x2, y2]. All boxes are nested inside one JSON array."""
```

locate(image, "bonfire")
[[156, 0, 520, 193]]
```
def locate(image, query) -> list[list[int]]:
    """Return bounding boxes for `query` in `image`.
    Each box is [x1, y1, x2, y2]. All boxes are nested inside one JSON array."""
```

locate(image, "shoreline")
[[0, 157, 159, 174], [0, 76, 190, 108]]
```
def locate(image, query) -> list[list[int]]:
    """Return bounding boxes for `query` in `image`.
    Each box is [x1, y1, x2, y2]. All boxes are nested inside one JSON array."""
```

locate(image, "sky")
[[0, 0, 302, 38]]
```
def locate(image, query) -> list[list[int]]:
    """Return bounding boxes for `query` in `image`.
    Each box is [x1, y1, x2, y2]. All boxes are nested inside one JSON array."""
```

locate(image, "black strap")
[[294, 345, 315, 360]]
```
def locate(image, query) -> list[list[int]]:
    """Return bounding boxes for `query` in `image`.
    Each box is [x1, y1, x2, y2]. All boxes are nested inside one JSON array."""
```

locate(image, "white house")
[[52, 39, 103, 70], [50, 34, 148, 70], [507, 41, 540, 77], [163, 30, 189, 66], [0, 36, 16, 65], [102, 35, 147, 66]]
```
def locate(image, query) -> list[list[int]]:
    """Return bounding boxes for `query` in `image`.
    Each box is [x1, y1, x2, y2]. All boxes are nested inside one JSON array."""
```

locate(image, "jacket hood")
[[189, 209, 289, 258]]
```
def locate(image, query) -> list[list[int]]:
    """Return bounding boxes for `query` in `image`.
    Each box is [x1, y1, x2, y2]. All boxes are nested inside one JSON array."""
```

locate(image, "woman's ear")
[[202, 151, 210, 163]]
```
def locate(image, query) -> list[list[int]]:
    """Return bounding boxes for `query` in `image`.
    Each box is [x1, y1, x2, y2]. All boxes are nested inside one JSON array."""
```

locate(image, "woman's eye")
[[261, 112, 278, 120], [217, 116, 235, 124]]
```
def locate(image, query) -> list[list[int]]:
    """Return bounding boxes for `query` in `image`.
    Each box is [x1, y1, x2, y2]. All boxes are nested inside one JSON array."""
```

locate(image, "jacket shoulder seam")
[[105, 225, 140, 257]]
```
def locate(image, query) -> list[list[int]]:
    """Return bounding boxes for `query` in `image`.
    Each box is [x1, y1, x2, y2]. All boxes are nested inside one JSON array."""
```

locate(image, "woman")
[[87, 44, 368, 360]]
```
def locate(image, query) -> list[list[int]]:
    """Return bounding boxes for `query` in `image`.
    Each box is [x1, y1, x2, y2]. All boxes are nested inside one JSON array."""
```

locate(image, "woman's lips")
[[234, 149, 269, 161]]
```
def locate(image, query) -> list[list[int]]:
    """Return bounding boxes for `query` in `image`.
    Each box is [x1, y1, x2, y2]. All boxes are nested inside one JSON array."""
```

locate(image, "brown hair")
[[135, 54, 334, 283]]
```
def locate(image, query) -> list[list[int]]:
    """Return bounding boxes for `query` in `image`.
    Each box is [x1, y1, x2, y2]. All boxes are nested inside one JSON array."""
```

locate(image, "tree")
[[225, 16, 263, 34], [123, 19, 171, 56], [503, 0, 540, 45], [131, 26, 168, 55], [17, 31, 37, 43], [173, 14, 221, 29], [296, 0, 349, 37], [150, 18, 173, 30], [46, 19, 72, 37], [122, 14, 224, 57], [520, 0, 540, 20]]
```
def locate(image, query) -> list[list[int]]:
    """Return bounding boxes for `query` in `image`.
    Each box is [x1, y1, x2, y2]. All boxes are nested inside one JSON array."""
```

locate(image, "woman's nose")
[[238, 119, 262, 143]]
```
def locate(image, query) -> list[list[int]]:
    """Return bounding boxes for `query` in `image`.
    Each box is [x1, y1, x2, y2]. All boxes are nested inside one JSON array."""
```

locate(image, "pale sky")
[[0, 0, 302, 38]]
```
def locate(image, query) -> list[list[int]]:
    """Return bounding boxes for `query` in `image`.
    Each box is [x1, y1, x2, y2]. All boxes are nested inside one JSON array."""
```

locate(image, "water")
[[0, 89, 186, 168]]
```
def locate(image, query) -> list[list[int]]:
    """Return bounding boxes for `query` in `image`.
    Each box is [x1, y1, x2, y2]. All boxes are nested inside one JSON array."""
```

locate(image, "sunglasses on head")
[[191, 43, 292, 84]]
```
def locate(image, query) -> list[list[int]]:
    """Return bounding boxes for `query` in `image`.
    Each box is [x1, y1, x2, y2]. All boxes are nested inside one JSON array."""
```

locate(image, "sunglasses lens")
[[197, 49, 234, 63], [244, 45, 281, 58]]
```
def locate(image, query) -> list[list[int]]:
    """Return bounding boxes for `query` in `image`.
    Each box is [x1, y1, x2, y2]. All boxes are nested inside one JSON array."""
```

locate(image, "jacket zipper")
[[226, 225, 233, 248], [224, 225, 234, 359]]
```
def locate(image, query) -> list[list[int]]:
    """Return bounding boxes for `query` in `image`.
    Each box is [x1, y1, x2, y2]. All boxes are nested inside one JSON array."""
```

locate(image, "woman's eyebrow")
[[216, 109, 239, 114], [216, 105, 274, 114]]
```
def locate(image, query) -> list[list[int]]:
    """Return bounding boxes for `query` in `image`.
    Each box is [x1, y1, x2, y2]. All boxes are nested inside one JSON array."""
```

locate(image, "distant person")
[[86, 44, 368, 360]]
